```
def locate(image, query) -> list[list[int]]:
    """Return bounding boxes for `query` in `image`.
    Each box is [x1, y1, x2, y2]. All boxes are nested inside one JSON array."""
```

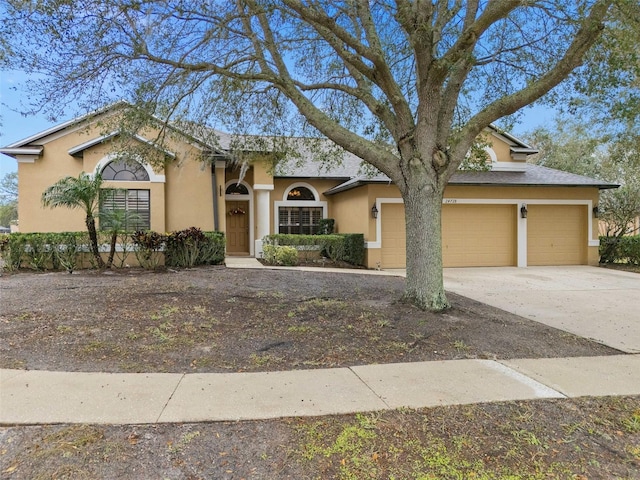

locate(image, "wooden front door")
[[226, 200, 250, 254]]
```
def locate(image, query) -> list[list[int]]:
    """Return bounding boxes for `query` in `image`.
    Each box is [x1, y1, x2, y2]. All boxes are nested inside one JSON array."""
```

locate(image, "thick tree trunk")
[[86, 214, 105, 269], [401, 180, 450, 311]]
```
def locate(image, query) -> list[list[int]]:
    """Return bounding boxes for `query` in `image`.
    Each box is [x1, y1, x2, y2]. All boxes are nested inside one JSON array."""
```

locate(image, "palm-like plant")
[[42, 172, 105, 268], [98, 204, 142, 268]]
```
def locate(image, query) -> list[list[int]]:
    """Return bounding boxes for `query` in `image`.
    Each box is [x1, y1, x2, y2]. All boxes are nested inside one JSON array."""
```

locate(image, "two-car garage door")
[[381, 203, 516, 268], [380, 203, 587, 268]]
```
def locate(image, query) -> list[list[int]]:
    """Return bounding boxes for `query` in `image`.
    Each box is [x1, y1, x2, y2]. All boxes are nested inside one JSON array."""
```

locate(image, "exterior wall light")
[[371, 204, 379, 219], [520, 203, 528, 219], [593, 206, 599, 218]]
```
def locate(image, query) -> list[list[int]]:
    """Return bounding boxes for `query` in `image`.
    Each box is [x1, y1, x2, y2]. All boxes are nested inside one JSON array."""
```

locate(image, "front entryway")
[[226, 200, 250, 255]]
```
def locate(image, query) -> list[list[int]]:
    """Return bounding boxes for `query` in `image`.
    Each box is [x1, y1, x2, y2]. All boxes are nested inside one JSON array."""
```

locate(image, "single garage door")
[[380, 203, 517, 268], [381, 203, 406, 268], [527, 204, 587, 265], [442, 204, 517, 267]]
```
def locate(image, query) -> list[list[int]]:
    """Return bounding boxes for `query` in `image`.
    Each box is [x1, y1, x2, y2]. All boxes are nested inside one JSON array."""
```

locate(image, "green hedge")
[[263, 233, 365, 266], [600, 235, 640, 265], [316, 218, 335, 235], [0, 229, 226, 272], [262, 244, 299, 266], [0, 232, 90, 272]]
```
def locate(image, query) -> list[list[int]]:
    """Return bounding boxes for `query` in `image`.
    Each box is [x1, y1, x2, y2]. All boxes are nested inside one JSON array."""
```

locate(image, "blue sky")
[[0, 67, 557, 179]]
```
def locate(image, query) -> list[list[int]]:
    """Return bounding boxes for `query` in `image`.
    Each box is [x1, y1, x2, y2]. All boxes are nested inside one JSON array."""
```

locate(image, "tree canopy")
[[0, 172, 17, 228], [525, 116, 640, 253], [1, 0, 620, 310], [570, 0, 640, 130]]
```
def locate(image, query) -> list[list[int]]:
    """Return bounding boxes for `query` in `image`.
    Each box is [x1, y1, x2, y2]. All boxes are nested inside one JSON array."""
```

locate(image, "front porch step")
[[224, 257, 265, 269]]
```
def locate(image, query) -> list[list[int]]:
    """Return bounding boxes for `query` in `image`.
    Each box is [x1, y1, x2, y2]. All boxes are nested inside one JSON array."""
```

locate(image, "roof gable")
[[0, 102, 219, 162]]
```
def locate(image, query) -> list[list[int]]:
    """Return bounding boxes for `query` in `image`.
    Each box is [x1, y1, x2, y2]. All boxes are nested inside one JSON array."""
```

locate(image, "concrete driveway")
[[443, 266, 640, 353]]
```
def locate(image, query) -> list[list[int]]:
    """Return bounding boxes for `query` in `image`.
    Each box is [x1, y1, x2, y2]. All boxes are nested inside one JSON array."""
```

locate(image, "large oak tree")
[[2, 1, 618, 309]]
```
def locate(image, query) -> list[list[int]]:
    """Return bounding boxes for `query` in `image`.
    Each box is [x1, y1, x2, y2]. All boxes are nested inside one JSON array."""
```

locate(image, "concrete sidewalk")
[[2, 355, 639, 425], [224, 256, 401, 276]]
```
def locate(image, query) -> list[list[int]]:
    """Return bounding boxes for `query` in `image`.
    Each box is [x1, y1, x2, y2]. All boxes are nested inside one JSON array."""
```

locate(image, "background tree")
[[2, 0, 618, 310], [597, 134, 640, 261], [0, 172, 18, 228], [569, 0, 640, 131], [525, 117, 640, 261], [41, 173, 106, 268], [524, 121, 605, 179]]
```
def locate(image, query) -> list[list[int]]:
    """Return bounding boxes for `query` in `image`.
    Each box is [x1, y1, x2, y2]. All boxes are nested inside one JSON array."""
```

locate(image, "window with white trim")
[[101, 158, 150, 181], [278, 186, 323, 234], [99, 159, 151, 231], [100, 189, 151, 231]]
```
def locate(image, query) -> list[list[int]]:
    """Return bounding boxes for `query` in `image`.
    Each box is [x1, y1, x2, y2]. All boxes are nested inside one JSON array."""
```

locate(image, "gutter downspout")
[[212, 164, 219, 231]]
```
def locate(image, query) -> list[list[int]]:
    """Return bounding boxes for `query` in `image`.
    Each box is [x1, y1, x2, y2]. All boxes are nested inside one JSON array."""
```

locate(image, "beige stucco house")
[[0, 105, 617, 269]]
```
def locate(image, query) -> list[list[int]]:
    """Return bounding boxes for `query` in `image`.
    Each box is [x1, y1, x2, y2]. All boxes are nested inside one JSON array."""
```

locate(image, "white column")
[[254, 185, 273, 257], [517, 202, 528, 268]]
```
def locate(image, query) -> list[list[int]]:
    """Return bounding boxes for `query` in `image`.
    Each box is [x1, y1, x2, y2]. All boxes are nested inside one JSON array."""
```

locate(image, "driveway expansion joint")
[[156, 373, 186, 424], [347, 366, 392, 409]]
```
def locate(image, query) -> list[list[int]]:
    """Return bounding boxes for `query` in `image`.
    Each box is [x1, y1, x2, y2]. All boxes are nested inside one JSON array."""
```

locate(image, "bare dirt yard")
[[1, 266, 639, 479]]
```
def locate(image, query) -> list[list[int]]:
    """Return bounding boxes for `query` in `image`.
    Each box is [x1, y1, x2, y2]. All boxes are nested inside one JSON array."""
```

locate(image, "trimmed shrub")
[[263, 234, 322, 262], [600, 235, 640, 265], [599, 235, 619, 264], [165, 227, 206, 268], [21, 233, 55, 270], [165, 228, 225, 267], [339, 233, 365, 266], [0, 232, 91, 271], [0, 229, 224, 272], [0, 233, 27, 271], [263, 244, 299, 266], [200, 231, 226, 265], [316, 218, 335, 235], [619, 235, 640, 265], [51, 232, 88, 273], [263, 233, 365, 266], [322, 235, 346, 261], [132, 230, 166, 269]]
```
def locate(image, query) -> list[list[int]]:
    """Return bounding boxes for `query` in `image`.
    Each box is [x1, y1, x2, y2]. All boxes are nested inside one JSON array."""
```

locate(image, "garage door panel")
[[528, 205, 587, 265], [442, 204, 516, 267], [380, 203, 516, 268], [381, 203, 406, 268]]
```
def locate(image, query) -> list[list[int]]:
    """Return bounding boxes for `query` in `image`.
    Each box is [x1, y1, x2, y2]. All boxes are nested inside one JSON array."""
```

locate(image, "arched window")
[[278, 184, 324, 235], [99, 159, 150, 231], [226, 183, 249, 195], [101, 159, 150, 181], [286, 186, 315, 200]]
